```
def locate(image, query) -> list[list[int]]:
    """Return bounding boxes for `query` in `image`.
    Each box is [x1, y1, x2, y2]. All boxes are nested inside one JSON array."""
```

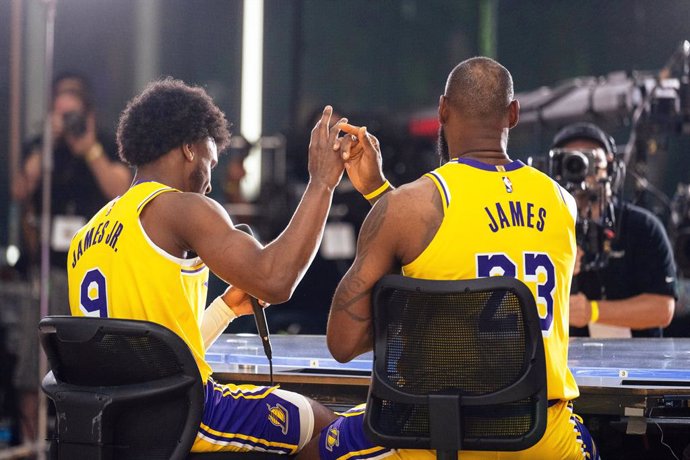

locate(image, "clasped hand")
[[307, 105, 388, 196], [333, 122, 387, 196], [221, 286, 269, 317]]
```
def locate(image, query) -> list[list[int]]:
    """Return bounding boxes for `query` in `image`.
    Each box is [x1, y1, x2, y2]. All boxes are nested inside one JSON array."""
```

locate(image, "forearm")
[[200, 296, 237, 350], [597, 293, 675, 329], [12, 151, 41, 201], [11, 171, 33, 202], [327, 277, 374, 363], [326, 310, 374, 363], [259, 180, 335, 302], [84, 144, 132, 198]]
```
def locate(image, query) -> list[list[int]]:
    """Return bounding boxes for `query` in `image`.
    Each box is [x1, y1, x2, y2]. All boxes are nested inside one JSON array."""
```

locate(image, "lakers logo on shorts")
[[267, 403, 289, 435], [325, 426, 340, 452]]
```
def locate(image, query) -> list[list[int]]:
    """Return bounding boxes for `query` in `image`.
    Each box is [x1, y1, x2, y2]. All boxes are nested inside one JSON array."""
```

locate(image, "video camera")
[[546, 147, 618, 273], [633, 41, 690, 163], [548, 149, 601, 192], [574, 204, 617, 273], [671, 184, 690, 278]]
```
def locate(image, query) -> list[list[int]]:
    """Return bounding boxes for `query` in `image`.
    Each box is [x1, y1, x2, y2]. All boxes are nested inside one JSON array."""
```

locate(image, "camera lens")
[[63, 111, 87, 137], [562, 151, 589, 183]]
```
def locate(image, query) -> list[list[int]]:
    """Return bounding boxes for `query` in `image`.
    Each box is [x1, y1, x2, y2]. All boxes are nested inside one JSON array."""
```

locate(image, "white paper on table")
[[588, 322, 632, 338]]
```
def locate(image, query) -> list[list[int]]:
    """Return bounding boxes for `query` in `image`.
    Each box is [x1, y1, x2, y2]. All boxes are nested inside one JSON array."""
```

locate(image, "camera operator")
[[550, 122, 676, 337], [12, 73, 131, 209], [9, 73, 131, 444]]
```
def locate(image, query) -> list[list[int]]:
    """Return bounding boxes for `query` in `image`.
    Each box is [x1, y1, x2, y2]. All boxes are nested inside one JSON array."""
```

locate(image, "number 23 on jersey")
[[477, 252, 555, 336]]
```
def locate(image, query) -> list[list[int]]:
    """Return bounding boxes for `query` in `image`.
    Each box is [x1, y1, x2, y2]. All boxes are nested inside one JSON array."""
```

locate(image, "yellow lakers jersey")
[[67, 181, 212, 381], [403, 158, 579, 401]]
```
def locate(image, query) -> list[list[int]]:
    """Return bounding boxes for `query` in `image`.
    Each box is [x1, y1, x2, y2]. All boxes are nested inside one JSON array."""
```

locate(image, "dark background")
[[2, 0, 690, 333]]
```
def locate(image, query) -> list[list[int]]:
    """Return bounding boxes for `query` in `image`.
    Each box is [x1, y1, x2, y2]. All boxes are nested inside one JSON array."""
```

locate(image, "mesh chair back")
[[39, 316, 203, 460], [364, 275, 547, 453]]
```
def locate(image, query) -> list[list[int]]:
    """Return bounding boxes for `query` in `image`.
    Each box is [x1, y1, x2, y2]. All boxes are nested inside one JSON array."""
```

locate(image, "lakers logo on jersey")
[[267, 403, 289, 435], [325, 426, 340, 452], [502, 176, 513, 193]]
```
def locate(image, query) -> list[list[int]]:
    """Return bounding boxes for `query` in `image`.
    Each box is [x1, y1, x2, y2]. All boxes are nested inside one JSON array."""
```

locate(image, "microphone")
[[234, 224, 273, 367]]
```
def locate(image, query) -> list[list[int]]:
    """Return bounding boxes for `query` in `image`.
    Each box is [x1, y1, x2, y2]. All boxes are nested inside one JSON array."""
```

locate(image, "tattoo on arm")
[[429, 183, 443, 210], [422, 187, 443, 245], [332, 197, 391, 322], [333, 270, 371, 321], [356, 196, 389, 260], [332, 286, 371, 321]]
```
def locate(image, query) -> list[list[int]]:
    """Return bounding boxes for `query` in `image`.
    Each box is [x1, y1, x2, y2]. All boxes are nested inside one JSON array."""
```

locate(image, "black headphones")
[[551, 122, 623, 191]]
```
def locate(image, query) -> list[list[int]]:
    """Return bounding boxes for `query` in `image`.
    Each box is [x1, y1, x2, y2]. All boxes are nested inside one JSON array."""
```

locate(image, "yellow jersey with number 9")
[[402, 158, 579, 402], [67, 181, 212, 381]]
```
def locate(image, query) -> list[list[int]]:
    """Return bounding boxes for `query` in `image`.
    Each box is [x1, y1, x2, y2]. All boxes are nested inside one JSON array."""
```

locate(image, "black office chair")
[[364, 275, 547, 460], [39, 316, 287, 460]]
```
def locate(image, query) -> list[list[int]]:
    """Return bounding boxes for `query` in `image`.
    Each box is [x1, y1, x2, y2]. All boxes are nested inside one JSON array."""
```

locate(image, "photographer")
[[10, 73, 131, 444], [550, 122, 676, 337]]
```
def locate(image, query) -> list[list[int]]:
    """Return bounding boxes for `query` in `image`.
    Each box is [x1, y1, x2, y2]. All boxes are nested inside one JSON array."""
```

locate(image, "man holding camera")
[[10, 73, 131, 444], [550, 122, 676, 337], [12, 73, 132, 273]]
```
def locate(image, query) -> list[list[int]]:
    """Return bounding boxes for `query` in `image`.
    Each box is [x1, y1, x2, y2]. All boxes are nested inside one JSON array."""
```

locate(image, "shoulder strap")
[[424, 170, 451, 211], [134, 184, 178, 215]]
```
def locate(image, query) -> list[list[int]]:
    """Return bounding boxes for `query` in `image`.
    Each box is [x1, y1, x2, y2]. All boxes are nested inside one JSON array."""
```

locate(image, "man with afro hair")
[[67, 78, 346, 455]]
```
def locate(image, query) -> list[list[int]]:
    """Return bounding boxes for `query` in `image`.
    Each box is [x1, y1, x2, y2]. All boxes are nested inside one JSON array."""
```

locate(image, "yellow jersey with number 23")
[[402, 158, 579, 402]]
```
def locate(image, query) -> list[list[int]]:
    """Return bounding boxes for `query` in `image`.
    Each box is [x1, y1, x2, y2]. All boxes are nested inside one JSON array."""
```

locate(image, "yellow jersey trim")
[[423, 172, 450, 210], [213, 384, 278, 400], [337, 446, 389, 460], [339, 409, 365, 418], [136, 185, 175, 213]]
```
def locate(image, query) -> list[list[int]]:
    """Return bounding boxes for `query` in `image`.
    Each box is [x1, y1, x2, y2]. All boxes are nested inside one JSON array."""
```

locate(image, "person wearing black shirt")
[[551, 123, 676, 337], [12, 74, 131, 269], [10, 73, 131, 444]]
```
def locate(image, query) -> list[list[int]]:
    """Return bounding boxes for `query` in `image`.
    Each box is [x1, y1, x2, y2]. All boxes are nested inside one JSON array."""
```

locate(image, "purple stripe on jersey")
[[181, 265, 206, 274], [428, 171, 450, 207], [452, 157, 526, 172], [131, 179, 155, 186], [556, 185, 567, 205], [568, 402, 601, 459], [136, 188, 173, 212]]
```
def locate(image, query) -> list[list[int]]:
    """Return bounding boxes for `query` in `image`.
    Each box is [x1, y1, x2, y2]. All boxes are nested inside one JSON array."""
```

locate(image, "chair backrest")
[[364, 275, 547, 456], [39, 315, 203, 460]]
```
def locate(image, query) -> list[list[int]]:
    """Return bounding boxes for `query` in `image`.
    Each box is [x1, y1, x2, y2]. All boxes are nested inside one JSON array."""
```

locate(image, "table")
[[209, 335, 690, 423], [209, 335, 690, 457]]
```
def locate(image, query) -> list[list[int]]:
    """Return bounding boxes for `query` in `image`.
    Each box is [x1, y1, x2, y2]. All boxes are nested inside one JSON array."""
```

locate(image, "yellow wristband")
[[589, 300, 599, 324], [363, 180, 390, 201]]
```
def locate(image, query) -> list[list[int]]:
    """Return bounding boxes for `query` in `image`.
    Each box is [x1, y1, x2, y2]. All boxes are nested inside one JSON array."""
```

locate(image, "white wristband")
[[200, 296, 237, 350]]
